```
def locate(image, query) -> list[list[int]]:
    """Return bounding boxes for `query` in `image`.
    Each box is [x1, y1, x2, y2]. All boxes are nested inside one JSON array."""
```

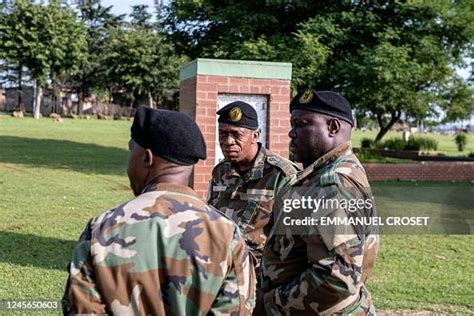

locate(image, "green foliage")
[[46, 1, 87, 78], [70, 0, 124, 109], [0, 0, 50, 85], [379, 136, 438, 151], [381, 138, 406, 151], [164, 0, 474, 141], [353, 130, 474, 157], [405, 136, 438, 151], [1, 0, 86, 82], [0, 0, 86, 117], [102, 22, 185, 108], [355, 149, 407, 164], [361, 137, 375, 149], [442, 78, 474, 123], [130, 4, 153, 29], [454, 132, 468, 151]]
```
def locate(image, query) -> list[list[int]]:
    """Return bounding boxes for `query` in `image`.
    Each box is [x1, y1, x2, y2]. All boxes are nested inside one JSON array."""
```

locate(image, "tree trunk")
[[53, 83, 60, 114], [16, 64, 22, 111], [77, 87, 84, 116], [59, 88, 65, 115], [375, 110, 402, 143], [34, 84, 43, 119], [148, 91, 154, 109], [109, 88, 115, 118]]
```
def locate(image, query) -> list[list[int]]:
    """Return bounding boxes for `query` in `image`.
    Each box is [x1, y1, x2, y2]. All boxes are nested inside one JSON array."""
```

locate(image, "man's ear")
[[143, 149, 154, 167], [327, 118, 341, 137], [251, 130, 260, 144]]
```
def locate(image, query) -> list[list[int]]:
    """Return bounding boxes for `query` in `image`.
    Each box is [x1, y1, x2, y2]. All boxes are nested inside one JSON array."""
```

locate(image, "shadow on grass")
[[0, 136, 128, 176], [0, 231, 76, 271]]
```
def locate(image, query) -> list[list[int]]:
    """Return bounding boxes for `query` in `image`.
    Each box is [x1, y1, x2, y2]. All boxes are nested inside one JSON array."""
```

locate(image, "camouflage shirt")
[[207, 145, 299, 267], [261, 142, 379, 315], [63, 183, 256, 315]]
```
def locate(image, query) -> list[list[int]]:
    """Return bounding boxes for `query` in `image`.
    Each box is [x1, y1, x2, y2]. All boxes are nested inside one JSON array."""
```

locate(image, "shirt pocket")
[[209, 184, 227, 204], [239, 200, 272, 233]]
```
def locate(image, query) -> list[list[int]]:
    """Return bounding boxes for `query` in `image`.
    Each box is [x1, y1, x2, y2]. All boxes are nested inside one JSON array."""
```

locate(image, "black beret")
[[290, 89, 354, 126], [217, 101, 258, 130], [131, 106, 206, 165]]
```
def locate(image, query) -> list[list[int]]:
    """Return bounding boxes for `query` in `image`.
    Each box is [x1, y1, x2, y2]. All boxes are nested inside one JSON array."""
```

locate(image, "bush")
[[468, 152, 474, 158], [381, 138, 406, 150], [406, 136, 438, 151], [361, 138, 375, 148], [379, 136, 438, 151], [454, 132, 467, 152]]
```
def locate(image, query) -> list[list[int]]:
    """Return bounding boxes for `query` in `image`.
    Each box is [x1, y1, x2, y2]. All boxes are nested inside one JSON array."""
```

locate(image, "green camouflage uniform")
[[63, 183, 256, 315], [207, 145, 299, 267], [261, 142, 379, 315]]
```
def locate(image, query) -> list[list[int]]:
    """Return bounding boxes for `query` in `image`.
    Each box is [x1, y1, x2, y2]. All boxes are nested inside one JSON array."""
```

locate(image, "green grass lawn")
[[0, 114, 473, 314]]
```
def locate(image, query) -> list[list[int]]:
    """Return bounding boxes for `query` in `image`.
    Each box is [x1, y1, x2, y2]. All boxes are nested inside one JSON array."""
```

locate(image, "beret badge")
[[299, 89, 313, 104], [229, 107, 243, 122]]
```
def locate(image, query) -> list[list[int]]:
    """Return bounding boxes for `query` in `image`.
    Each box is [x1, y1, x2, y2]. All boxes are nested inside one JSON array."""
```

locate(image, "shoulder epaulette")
[[266, 154, 299, 176], [320, 156, 362, 187]]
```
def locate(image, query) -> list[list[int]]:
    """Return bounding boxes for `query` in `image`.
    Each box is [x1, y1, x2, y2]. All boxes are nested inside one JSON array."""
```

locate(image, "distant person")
[[260, 89, 379, 315], [207, 101, 299, 274], [62, 106, 255, 315]]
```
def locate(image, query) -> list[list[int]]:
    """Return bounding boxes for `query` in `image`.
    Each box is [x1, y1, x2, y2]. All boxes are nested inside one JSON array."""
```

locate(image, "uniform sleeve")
[[62, 220, 107, 315], [210, 228, 256, 315], [263, 180, 373, 314]]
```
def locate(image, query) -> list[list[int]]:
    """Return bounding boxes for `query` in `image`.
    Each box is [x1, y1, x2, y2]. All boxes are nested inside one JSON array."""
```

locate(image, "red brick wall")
[[364, 162, 474, 181], [180, 75, 292, 198]]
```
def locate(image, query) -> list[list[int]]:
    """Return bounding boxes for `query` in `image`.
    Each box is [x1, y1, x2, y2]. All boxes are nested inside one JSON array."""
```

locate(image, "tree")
[[103, 5, 184, 110], [130, 4, 153, 29], [42, 0, 87, 117], [164, 0, 474, 141], [441, 77, 473, 123], [103, 27, 184, 109], [1, 0, 86, 118], [1, 0, 49, 113], [70, 0, 123, 115]]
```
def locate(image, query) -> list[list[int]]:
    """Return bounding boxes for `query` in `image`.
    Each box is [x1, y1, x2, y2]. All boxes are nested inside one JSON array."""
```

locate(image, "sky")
[[101, 0, 156, 17], [458, 61, 473, 80]]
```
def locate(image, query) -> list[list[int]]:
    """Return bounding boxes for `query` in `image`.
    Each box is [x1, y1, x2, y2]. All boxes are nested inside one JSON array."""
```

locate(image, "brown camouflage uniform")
[[261, 142, 379, 315], [63, 183, 255, 315], [207, 145, 299, 268]]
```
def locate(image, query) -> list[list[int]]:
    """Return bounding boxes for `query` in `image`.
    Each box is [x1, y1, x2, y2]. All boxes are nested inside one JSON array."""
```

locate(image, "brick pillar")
[[179, 59, 292, 199]]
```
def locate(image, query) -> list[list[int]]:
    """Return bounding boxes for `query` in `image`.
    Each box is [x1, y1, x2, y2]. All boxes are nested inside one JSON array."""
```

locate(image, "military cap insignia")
[[299, 89, 313, 104], [229, 107, 243, 122]]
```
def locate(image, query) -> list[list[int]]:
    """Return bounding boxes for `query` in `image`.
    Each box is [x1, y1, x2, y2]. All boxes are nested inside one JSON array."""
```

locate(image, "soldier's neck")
[[145, 166, 193, 188], [235, 145, 259, 172]]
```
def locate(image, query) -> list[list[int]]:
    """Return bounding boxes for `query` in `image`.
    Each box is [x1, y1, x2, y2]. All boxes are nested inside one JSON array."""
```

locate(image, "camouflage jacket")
[[261, 142, 379, 315], [207, 145, 299, 267], [62, 183, 256, 315]]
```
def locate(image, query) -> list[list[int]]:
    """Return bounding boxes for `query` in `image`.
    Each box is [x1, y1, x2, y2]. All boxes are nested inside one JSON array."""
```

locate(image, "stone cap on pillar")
[[180, 58, 292, 81]]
